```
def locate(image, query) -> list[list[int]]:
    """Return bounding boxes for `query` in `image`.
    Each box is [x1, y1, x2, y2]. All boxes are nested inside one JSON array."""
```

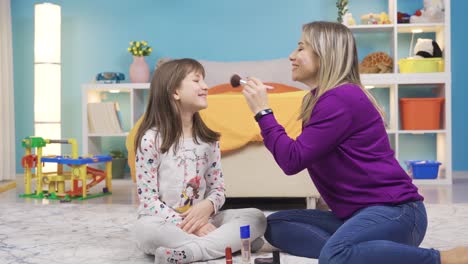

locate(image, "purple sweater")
[[258, 83, 423, 219]]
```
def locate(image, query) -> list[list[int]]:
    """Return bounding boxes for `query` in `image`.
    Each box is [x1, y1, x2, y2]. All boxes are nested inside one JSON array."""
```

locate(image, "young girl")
[[133, 58, 266, 264], [241, 21, 468, 264]]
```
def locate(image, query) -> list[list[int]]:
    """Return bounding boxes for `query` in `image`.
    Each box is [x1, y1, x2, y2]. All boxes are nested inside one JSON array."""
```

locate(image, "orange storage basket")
[[400, 98, 444, 130]]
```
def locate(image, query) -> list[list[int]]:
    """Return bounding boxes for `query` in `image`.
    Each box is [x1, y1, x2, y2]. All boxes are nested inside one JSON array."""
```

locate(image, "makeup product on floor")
[[240, 225, 251, 264], [254, 250, 280, 264], [225, 245, 232, 264], [273, 250, 280, 263]]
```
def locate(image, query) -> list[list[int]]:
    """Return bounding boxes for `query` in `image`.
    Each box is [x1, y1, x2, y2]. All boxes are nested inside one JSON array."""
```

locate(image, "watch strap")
[[254, 108, 273, 122]]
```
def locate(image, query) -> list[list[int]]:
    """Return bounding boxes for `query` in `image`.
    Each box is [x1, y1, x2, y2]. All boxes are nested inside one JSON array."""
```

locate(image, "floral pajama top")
[[136, 129, 226, 225]]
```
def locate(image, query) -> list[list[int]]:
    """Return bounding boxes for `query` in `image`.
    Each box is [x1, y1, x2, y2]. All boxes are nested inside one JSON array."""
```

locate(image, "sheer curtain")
[[0, 0, 16, 181]]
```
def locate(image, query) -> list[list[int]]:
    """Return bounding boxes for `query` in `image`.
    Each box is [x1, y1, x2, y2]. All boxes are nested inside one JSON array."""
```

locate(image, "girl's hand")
[[242, 77, 270, 114], [194, 222, 217, 237], [180, 200, 214, 234]]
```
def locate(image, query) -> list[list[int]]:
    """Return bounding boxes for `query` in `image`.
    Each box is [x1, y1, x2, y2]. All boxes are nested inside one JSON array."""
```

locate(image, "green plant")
[[127, 41, 152, 56], [336, 0, 349, 23], [109, 149, 126, 159], [109, 149, 127, 179]]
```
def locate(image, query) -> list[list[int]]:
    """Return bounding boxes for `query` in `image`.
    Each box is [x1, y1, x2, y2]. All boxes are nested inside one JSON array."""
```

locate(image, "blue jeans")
[[265, 201, 440, 264]]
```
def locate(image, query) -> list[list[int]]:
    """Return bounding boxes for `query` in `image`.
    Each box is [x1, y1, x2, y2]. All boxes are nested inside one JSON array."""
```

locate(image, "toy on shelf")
[[360, 12, 391, 25], [413, 38, 443, 58], [95, 72, 125, 83], [20, 136, 113, 201], [359, 52, 393, 74], [397, 12, 411, 24], [410, 0, 444, 23], [398, 38, 444, 73], [342, 13, 356, 26]]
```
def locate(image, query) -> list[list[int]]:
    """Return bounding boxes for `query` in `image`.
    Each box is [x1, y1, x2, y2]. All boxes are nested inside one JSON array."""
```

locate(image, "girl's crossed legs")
[[135, 208, 266, 263]]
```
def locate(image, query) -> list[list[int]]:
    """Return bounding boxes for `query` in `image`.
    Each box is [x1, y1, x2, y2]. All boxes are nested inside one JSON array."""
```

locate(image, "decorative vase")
[[129, 56, 150, 83]]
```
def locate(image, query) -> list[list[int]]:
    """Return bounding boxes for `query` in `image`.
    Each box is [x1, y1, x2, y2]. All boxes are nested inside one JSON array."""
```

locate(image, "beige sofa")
[[222, 143, 319, 208]]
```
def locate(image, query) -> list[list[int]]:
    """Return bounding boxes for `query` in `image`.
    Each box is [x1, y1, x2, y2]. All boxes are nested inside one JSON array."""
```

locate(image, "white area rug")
[[1, 203, 467, 264]]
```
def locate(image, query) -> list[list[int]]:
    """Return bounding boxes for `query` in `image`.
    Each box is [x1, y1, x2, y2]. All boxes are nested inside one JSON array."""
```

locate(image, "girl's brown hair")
[[134, 58, 220, 154]]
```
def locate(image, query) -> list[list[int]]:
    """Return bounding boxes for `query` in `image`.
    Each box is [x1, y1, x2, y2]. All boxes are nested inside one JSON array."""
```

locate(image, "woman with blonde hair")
[[242, 21, 468, 264]]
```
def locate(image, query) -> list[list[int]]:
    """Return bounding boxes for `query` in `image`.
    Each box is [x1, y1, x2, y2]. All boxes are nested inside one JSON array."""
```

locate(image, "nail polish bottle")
[[225, 245, 232, 264]]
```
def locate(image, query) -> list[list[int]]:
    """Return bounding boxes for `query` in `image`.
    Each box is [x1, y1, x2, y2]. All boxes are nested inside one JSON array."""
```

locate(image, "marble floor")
[[1, 174, 468, 264]]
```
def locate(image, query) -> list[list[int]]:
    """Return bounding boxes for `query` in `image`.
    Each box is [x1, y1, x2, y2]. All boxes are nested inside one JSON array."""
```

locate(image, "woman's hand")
[[241, 77, 270, 114], [193, 222, 217, 237], [180, 199, 214, 234]]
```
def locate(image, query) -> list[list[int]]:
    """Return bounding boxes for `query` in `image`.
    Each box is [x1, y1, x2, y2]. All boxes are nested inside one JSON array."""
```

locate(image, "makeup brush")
[[230, 74, 274, 89], [230, 74, 246, 88]]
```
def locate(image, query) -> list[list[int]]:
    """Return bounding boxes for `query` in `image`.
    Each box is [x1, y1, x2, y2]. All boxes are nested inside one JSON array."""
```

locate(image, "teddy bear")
[[410, 0, 444, 23]]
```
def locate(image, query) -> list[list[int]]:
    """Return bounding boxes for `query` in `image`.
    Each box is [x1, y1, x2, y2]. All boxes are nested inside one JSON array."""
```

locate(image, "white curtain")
[[0, 0, 16, 181]]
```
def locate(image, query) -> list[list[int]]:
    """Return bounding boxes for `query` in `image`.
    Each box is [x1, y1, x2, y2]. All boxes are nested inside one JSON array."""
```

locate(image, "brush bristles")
[[230, 74, 242, 88]]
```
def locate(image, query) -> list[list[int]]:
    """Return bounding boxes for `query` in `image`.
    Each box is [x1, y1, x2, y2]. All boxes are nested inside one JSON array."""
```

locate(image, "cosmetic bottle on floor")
[[240, 225, 251, 263]]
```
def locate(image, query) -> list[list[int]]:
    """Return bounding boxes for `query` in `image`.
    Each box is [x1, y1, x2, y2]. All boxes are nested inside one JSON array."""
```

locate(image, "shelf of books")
[[81, 83, 149, 155]]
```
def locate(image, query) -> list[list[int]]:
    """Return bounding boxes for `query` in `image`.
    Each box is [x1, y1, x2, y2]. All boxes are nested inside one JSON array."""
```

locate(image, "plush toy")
[[413, 38, 443, 58], [342, 12, 356, 26], [410, 0, 444, 23], [361, 13, 380, 24], [360, 12, 391, 25], [379, 12, 392, 24], [397, 12, 411, 23], [359, 52, 393, 74]]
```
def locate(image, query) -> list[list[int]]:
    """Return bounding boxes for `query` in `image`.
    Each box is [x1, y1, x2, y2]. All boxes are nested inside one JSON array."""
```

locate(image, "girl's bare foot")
[[441, 247, 468, 264]]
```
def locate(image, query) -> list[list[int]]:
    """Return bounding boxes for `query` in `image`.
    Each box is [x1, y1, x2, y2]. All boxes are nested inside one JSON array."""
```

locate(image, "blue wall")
[[451, 1, 468, 171], [11, 0, 468, 172]]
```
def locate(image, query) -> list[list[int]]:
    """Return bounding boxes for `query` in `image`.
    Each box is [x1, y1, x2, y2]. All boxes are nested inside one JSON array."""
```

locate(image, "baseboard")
[[0, 181, 16, 193], [453, 171, 468, 179]]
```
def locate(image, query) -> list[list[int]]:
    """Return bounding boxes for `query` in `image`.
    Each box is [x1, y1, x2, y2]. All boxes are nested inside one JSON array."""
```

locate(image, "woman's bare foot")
[[441, 247, 468, 264]]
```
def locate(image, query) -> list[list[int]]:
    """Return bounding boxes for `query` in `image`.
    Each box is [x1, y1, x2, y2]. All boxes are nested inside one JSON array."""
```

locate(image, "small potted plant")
[[127, 40, 153, 83], [336, 0, 349, 23], [110, 149, 127, 179]]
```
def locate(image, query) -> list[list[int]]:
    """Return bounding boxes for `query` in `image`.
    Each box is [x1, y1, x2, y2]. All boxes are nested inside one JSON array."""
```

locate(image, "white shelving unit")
[[348, 0, 451, 185], [81, 83, 149, 156]]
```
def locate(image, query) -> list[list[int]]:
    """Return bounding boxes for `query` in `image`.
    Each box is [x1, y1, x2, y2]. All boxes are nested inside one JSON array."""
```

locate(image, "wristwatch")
[[254, 108, 273, 122]]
